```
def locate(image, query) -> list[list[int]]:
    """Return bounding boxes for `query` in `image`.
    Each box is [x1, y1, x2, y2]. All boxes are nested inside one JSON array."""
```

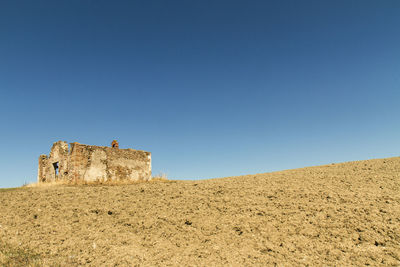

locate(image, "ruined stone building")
[[37, 140, 151, 183]]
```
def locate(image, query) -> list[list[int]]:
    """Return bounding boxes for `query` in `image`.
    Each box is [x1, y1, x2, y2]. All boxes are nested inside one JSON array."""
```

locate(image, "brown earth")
[[1, 157, 400, 266]]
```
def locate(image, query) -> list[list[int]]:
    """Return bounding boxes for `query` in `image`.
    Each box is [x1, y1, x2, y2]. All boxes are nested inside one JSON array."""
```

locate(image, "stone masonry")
[[38, 140, 151, 183]]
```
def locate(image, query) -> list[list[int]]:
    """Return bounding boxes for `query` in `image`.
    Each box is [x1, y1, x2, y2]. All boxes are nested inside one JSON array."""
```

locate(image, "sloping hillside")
[[1, 157, 400, 266]]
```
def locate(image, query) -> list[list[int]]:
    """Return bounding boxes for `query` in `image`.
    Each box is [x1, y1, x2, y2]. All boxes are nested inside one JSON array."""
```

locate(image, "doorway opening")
[[53, 162, 59, 177]]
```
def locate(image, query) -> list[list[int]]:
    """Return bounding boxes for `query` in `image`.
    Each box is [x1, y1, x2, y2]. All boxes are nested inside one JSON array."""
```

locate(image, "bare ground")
[[1, 157, 400, 266]]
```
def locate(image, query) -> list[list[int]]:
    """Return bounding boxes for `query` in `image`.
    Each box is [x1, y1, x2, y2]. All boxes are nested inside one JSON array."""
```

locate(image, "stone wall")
[[37, 141, 151, 183]]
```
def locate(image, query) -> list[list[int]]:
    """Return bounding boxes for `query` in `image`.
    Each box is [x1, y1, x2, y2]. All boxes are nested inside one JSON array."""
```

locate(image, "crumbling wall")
[[37, 155, 49, 182], [37, 141, 69, 182], [105, 148, 151, 181], [37, 141, 152, 183]]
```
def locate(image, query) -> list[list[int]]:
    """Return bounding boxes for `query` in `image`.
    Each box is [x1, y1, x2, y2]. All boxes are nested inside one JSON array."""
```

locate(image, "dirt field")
[[1, 157, 400, 266]]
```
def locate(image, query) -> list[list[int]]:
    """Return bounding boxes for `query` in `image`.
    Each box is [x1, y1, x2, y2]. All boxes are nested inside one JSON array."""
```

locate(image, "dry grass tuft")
[[152, 172, 168, 180], [24, 175, 169, 188], [0, 241, 42, 267]]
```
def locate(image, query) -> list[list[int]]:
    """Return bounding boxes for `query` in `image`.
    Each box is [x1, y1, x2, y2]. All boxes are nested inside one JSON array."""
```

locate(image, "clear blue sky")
[[0, 0, 399, 188]]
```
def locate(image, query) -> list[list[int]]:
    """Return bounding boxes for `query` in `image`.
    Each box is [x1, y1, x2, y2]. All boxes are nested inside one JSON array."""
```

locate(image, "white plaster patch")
[[85, 150, 107, 182]]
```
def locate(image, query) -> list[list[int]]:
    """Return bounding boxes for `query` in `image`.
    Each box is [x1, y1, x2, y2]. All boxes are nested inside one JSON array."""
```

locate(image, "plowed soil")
[[1, 157, 400, 266]]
